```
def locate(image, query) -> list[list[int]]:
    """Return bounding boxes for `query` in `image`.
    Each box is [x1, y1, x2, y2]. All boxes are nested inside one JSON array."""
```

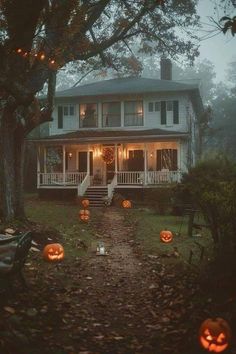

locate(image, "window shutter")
[[58, 106, 63, 129], [161, 101, 166, 125], [173, 101, 179, 124], [156, 150, 162, 170], [172, 149, 178, 170]]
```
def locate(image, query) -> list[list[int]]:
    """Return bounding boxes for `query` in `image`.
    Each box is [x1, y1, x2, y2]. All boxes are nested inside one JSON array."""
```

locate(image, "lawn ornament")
[[81, 199, 89, 208], [199, 318, 231, 353], [160, 230, 173, 243], [43, 243, 64, 262], [79, 209, 90, 222], [96, 241, 106, 255], [122, 199, 132, 208]]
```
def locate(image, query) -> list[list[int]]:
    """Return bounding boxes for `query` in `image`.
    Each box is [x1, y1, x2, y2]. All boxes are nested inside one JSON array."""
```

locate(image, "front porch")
[[37, 141, 185, 197]]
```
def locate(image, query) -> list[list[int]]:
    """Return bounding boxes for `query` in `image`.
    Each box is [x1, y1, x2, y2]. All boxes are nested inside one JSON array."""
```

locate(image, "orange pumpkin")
[[160, 230, 173, 243], [199, 318, 231, 353], [81, 199, 89, 208], [122, 199, 132, 208], [79, 209, 90, 222], [43, 243, 65, 262]]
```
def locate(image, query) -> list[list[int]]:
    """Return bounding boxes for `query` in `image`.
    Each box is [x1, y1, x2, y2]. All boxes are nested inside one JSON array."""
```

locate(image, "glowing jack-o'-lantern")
[[199, 318, 231, 353], [122, 199, 132, 208], [160, 230, 173, 243], [81, 199, 89, 208], [43, 243, 65, 262], [79, 209, 90, 222]]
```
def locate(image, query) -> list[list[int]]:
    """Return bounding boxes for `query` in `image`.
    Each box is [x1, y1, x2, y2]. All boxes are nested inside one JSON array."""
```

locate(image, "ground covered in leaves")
[[0, 207, 236, 354]]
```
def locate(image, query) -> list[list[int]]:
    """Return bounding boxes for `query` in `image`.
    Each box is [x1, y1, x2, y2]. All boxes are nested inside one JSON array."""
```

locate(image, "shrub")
[[179, 156, 236, 251]]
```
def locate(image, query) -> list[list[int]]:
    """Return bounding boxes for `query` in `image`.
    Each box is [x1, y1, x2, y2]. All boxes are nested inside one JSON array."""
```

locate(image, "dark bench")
[[0, 231, 32, 289]]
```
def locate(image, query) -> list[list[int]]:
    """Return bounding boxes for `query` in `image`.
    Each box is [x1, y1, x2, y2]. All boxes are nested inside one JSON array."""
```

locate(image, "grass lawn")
[[24, 194, 214, 270], [25, 193, 103, 258], [124, 207, 214, 269]]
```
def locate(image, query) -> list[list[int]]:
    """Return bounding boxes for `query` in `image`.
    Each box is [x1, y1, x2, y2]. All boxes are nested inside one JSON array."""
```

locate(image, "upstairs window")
[[80, 103, 98, 128], [124, 101, 143, 126], [57, 105, 75, 129], [160, 100, 179, 125], [148, 101, 160, 112], [102, 102, 121, 127]]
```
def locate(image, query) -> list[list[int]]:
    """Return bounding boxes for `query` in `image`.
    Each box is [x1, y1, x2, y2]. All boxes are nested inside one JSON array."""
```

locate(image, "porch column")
[[63, 145, 66, 184], [37, 145, 40, 188], [144, 143, 147, 185], [115, 144, 118, 173], [43, 146, 47, 173], [87, 145, 90, 175]]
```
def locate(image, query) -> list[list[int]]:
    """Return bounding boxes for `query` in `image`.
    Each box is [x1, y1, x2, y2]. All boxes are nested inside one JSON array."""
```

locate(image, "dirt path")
[[0, 208, 214, 354]]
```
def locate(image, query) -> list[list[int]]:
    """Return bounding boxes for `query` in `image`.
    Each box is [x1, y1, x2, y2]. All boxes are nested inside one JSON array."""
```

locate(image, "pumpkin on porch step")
[[81, 199, 89, 208], [79, 209, 90, 222], [43, 243, 65, 262], [160, 230, 173, 243], [122, 199, 132, 209]]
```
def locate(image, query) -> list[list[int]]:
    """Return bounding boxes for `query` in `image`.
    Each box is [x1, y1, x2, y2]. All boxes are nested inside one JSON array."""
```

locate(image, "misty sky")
[[197, 0, 236, 82]]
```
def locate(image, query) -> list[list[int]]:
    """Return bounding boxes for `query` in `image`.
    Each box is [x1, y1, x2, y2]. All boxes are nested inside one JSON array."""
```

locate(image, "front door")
[[78, 151, 93, 175]]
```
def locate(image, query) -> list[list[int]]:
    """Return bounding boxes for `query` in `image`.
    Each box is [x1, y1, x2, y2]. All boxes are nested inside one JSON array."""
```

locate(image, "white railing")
[[38, 172, 86, 186], [117, 171, 145, 185], [147, 170, 182, 184], [117, 171, 182, 185], [108, 174, 117, 199], [77, 173, 90, 196]]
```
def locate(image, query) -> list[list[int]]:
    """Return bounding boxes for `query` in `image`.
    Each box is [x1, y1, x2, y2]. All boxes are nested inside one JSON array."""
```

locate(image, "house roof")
[[54, 77, 200, 98], [31, 128, 189, 145]]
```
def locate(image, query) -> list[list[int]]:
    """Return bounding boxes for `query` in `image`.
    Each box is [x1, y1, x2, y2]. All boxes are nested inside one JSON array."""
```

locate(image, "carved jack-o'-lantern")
[[160, 230, 173, 243], [79, 209, 90, 222], [199, 318, 231, 353], [43, 243, 65, 262], [122, 199, 132, 208], [81, 199, 89, 208]]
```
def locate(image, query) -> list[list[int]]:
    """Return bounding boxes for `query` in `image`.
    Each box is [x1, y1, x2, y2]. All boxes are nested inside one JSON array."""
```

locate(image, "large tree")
[[0, 0, 200, 221]]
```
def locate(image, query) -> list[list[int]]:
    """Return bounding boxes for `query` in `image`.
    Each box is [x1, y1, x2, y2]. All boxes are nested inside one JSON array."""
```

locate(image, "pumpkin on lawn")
[[43, 243, 65, 262], [199, 318, 231, 353], [160, 230, 173, 243], [81, 199, 89, 208], [122, 199, 132, 209], [79, 209, 90, 222]]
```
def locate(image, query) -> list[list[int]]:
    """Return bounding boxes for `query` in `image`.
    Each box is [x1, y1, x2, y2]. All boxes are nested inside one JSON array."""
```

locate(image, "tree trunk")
[[14, 126, 26, 219], [0, 106, 25, 221]]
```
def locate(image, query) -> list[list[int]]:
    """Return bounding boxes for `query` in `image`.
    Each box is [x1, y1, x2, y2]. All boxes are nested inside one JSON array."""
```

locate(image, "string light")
[[14, 48, 57, 67]]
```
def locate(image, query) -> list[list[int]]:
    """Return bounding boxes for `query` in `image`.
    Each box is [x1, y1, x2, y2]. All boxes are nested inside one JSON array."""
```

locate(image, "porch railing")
[[117, 171, 145, 185], [117, 171, 182, 185], [147, 171, 182, 184], [38, 172, 86, 186], [108, 174, 118, 199], [77, 173, 90, 196]]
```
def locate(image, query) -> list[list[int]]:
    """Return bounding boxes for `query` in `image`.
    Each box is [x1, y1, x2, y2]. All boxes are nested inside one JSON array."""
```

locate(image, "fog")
[[197, 0, 236, 82]]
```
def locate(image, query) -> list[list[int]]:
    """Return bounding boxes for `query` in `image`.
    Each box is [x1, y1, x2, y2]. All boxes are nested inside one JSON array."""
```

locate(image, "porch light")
[[150, 152, 154, 158], [68, 152, 73, 158]]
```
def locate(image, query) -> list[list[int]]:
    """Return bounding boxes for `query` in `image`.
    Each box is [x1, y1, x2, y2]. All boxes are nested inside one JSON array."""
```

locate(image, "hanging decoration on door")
[[102, 147, 115, 165]]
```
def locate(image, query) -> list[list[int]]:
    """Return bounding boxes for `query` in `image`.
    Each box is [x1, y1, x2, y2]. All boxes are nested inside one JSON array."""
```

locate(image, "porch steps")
[[83, 186, 108, 207]]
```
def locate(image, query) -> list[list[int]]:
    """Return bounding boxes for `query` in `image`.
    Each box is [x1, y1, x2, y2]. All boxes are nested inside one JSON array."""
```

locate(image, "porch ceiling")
[[29, 129, 189, 145]]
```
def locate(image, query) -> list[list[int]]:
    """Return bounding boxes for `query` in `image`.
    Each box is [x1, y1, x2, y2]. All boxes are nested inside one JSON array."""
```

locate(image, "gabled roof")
[[55, 77, 200, 98], [31, 128, 189, 145]]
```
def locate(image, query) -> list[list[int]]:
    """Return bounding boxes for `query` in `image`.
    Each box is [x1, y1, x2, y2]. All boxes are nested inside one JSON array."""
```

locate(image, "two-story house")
[[32, 59, 203, 205]]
